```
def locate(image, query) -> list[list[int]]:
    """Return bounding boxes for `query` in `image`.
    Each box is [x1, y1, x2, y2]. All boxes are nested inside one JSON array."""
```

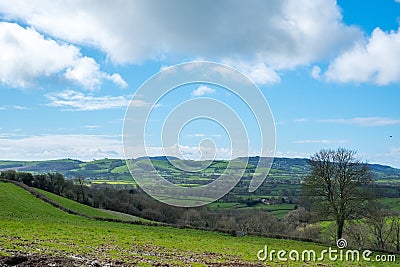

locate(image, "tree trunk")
[[337, 218, 344, 240], [396, 225, 400, 252]]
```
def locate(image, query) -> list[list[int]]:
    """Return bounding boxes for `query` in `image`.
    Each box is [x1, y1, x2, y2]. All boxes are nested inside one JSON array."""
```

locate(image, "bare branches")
[[302, 148, 374, 239]]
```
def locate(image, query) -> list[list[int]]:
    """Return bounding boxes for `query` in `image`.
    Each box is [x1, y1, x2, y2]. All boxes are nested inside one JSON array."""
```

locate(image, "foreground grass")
[[0, 182, 397, 266]]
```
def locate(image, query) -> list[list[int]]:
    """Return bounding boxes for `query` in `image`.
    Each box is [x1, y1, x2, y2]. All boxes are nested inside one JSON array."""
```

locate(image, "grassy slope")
[[209, 202, 296, 219], [34, 188, 148, 222], [0, 182, 398, 266], [379, 198, 400, 213]]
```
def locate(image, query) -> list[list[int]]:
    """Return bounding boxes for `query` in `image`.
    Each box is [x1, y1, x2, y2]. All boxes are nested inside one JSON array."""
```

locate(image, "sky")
[[0, 0, 400, 167]]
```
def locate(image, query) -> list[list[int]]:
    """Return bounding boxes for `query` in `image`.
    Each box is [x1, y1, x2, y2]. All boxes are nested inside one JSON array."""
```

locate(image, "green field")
[[209, 202, 296, 218], [379, 198, 400, 213], [90, 180, 136, 185], [34, 188, 147, 222], [0, 181, 398, 266]]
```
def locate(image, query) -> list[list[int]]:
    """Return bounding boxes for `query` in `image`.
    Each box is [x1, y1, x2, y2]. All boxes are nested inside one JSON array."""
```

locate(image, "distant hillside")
[[0, 157, 399, 183]]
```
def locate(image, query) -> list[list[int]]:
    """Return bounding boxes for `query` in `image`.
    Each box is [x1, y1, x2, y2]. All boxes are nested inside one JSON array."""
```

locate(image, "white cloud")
[[64, 57, 102, 89], [311, 65, 321, 79], [46, 90, 131, 111], [192, 85, 216, 96], [0, 22, 76, 87], [0, 105, 31, 110], [294, 118, 309, 123], [0, 0, 362, 72], [326, 27, 400, 85], [361, 147, 400, 168], [12, 105, 31, 110], [83, 125, 102, 129], [106, 73, 128, 88], [319, 117, 400, 127], [0, 22, 127, 89], [129, 100, 150, 107], [275, 151, 310, 159], [189, 134, 206, 137], [0, 134, 123, 161], [227, 61, 281, 85], [188, 133, 223, 138], [293, 139, 348, 144]]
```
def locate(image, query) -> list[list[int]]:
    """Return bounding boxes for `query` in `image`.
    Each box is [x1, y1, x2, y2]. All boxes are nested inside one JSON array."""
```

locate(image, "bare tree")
[[366, 207, 394, 250], [74, 175, 86, 203], [389, 216, 400, 252], [48, 172, 66, 194], [302, 148, 374, 239]]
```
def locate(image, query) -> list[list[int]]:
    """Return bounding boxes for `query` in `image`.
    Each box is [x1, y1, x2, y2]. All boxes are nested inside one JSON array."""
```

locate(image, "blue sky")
[[0, 0, 400, 167]]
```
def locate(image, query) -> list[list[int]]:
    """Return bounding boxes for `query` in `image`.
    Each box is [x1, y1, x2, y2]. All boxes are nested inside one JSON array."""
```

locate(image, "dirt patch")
[[0, 253, 269, 267], [0, 255, 71, 266], [0, 254, 105, 267]]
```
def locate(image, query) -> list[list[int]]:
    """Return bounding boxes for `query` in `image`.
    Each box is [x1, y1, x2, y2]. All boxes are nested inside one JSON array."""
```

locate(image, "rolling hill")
[[0, 180, 397, 266], [0, 157, 399, 184]]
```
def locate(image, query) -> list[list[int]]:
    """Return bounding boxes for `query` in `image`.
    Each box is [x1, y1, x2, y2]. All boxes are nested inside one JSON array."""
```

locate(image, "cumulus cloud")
[[192, 85, 215, 96], [46, 90, 131, 111], [0, 0, 362, 71], [0, 22, 127, 89], [326, 27, 400, 85], [64, 57, 103, 89], [0, 22, 76, 87]]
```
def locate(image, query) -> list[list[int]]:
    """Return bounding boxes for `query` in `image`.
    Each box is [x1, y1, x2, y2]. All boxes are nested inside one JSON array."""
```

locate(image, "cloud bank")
[[0, 0, 362, 85], [0, 134, 123, 161]]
